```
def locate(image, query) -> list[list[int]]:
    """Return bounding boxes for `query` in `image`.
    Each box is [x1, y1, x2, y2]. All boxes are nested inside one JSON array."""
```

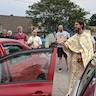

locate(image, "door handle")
[[34, 91, 43, 94], [32, 91, 49, 96]]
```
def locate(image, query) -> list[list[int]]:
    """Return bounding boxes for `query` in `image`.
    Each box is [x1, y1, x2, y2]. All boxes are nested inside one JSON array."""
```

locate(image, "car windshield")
[[76, 58, 96, 96], [0, 49, 53, 84]]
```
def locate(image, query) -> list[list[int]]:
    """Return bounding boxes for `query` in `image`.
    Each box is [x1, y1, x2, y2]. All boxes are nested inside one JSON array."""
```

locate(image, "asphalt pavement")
[[52, 57, 69, 96]]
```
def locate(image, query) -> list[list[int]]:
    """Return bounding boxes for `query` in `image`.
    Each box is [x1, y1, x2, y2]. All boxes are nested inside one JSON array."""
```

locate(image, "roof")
[[0, 15, 32, 33], [0, 38, 31, 49], [0, 15, 29, 18], [0, 38, 20, 43]]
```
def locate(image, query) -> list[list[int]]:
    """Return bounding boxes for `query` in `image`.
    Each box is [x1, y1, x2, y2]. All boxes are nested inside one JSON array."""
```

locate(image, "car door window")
[[3, 43, 23, 55], [83, 77, 96, 96], [76, 59, 96, 96], [0, 50, 52, 84]]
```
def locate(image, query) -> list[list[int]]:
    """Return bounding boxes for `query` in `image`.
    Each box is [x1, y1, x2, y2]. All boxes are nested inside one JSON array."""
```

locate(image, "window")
[[76, 60, 96, 96], [3, 43, 24, 55], [83, 75, 96, 96], [0, 50, 52, 84]]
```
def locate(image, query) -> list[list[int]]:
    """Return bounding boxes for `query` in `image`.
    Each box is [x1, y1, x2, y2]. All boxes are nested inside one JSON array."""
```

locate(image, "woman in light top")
[[27, 29, 42, 49]]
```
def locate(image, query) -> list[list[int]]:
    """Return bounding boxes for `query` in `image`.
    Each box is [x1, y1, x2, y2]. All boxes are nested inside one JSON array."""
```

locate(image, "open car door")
[[0, 48, 57, 96], [70, 56, 96, 96]]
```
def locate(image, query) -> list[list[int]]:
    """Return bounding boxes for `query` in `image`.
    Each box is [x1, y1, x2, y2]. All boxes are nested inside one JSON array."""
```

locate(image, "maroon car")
[[0, 38, 31, 57], [0, 48, 57, 96]]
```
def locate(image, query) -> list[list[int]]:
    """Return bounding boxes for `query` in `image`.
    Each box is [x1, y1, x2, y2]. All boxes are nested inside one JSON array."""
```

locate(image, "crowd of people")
[[0, 26, 43, 48], [0, 20, 96, 96]]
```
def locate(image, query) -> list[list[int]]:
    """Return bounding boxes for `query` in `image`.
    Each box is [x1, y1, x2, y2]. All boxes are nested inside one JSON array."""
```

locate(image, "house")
[[0, 15, 32, 33]]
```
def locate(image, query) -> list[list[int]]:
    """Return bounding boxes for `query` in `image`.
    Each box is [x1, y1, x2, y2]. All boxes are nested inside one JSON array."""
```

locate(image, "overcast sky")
[[0, 0, 96, 18]]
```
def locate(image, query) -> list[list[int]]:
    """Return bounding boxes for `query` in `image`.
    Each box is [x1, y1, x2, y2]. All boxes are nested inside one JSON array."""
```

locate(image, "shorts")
[[57, 47, 67, 58]]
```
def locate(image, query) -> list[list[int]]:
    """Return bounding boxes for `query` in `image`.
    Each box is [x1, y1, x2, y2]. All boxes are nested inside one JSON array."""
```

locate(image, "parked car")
[[0, 38, 31, 57], [70, 56, 96, 96], [0, 48, 57, 96]]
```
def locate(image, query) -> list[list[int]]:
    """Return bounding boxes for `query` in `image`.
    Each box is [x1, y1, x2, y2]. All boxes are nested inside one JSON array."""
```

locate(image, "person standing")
[[64, 21, 94, 96], [7, 30, 14, 39], [1, 29, 8, 38], [56, 25, 70, 72], [45, 32, 56, 48], [14, 26, 28, 44], [91, 30, 96, 53], [27, 29, 42, 49]]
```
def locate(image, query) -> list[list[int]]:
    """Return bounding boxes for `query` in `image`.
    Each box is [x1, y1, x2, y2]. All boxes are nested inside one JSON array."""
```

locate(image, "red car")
[[71, 56, 96, 96], [0, 38, 31, 57], [0, 48, 57, 96]]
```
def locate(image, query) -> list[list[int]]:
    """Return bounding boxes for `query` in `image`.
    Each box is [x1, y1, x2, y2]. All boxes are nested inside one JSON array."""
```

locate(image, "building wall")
[[0, 15, 32, 33]]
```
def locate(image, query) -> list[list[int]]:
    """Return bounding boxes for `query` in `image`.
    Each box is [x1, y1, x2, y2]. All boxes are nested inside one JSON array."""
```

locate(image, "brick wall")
[[0, 15, 32, 33]]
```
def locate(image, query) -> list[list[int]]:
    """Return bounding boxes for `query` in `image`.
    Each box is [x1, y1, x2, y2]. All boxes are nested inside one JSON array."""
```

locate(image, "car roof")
[[0, 38, 20, 43], [0, 38, 31, 49], [0, 48, 53, 61]]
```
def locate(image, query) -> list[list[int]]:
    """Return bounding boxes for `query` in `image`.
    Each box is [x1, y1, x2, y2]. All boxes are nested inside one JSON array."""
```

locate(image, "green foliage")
[[89, 14, 96, 26], [26, 0, 88, 32]]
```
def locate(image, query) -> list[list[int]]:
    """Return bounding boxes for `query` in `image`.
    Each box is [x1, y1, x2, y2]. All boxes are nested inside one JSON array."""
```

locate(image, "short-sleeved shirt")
[[56, 31, 70, 47], [14, 32, 28, 43], [27, 36, 42, 47]]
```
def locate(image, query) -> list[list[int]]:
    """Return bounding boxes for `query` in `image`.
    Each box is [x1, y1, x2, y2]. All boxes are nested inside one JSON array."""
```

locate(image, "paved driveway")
[[52, 57, 69, 96]]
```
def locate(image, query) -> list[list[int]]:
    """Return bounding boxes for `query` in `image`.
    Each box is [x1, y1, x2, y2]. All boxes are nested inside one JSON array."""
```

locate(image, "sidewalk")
[[52, 57, 69, 96]]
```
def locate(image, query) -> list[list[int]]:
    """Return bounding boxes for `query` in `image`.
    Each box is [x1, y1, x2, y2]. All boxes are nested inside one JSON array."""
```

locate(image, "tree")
[[89, 14, 96, 26], [26, 0, 88, 33]]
